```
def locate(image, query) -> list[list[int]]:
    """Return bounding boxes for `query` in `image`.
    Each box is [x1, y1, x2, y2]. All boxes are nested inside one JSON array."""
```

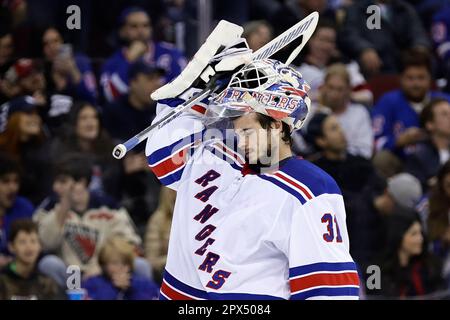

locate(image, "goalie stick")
[[112, 12, 319, 159]]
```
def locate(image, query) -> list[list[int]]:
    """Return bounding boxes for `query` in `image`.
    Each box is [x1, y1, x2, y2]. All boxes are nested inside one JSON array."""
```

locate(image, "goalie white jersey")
[[146, 100, 360, 300]]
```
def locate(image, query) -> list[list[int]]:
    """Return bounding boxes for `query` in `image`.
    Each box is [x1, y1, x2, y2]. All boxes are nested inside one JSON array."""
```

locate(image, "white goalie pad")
[[151, 20, 244, 101]]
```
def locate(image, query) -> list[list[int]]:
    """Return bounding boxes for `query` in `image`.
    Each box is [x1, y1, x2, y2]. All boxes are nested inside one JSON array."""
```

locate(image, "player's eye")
[[243, 129, 255, 136]]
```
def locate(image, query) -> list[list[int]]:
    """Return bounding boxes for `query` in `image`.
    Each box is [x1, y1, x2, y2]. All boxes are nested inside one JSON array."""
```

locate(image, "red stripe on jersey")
[[214, 142, 245, 165], [191, 104, 207, 114], [160, 281, 195, 300], [150, 147, 189, 178], [274, 172, 313, 199], [290, 272, 360, 292]]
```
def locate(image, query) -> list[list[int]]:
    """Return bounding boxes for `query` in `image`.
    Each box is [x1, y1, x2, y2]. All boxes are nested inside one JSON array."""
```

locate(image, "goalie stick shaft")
[[112, 12, 319, 160], [112, 87, 214, 159]]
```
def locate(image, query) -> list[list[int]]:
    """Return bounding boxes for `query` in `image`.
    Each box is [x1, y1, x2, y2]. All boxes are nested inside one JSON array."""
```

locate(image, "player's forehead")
[[232, 112, 263, 132]]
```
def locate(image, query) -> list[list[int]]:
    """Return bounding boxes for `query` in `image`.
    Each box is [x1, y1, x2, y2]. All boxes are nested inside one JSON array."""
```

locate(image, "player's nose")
[[237, 136, 248, 151]]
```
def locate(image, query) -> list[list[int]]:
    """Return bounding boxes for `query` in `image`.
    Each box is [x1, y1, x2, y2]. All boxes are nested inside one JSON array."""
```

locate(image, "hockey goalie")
[[145, 28, 360, 300]]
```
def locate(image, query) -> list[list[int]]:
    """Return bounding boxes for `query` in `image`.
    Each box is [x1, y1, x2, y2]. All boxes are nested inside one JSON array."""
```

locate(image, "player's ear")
[[270, 120, 282, 131]]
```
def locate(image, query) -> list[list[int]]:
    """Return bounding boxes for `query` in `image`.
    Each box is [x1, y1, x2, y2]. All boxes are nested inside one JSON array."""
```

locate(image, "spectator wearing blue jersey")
[[41, 27, 97, 105], [100, 6, 186, 103], [83, 236, 159, 300], [372, 49, 450, 176], [39, 26, 97, 135], [431, 3, 450, 93], [0, 152, 34, 268]]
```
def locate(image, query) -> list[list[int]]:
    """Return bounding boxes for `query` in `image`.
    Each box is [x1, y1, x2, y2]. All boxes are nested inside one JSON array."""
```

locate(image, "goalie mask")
[[207, 59, 311, 132]]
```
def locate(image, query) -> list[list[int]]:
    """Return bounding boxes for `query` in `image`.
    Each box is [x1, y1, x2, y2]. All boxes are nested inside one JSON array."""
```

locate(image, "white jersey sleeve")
[[145, 97, 207, 191], [285, 199, 360, 300]]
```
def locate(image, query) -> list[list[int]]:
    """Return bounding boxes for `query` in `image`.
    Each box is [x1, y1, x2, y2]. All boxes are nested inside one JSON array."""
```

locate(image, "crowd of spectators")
[[1, 0, 450, 300]]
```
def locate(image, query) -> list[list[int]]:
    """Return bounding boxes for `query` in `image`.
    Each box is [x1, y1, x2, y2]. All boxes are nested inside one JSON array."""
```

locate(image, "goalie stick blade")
[[252, 11, 319, 62]]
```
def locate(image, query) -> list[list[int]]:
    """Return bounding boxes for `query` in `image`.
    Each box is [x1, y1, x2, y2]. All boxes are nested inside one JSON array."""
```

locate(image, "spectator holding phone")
[[101, 6, 186, 102], [41, 26, 97, 105]]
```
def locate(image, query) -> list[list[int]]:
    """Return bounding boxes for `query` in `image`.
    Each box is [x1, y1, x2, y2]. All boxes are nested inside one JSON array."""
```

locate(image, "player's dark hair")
[[255, 113, 292, 145], [53, 153, 92, 186], [400, 48, 432, 74], [8, 219, 38, 243], [420, 97, 449, 130], [0, 152, 21, 178]]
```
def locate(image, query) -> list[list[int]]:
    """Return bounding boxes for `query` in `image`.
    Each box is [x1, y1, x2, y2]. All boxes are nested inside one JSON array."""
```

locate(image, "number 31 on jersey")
[[321, 213, 342, 243]]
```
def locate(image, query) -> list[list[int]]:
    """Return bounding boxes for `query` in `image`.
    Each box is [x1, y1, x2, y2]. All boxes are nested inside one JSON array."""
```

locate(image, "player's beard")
[[246, 131, 277, 173]]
